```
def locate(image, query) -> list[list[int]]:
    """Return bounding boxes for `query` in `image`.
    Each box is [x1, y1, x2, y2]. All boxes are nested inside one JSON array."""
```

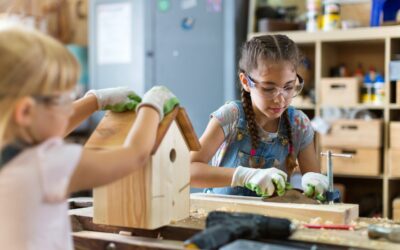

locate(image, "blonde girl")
[[0, 25, 178, 249]]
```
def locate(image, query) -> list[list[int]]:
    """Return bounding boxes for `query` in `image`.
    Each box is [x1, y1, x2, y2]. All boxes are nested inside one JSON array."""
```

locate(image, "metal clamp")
[[320, 151, 352, 204]]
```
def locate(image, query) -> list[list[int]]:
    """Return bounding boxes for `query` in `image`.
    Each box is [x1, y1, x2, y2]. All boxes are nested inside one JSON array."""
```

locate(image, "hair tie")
[[288, 144, 294, 154], [250, 148, 256, 156]]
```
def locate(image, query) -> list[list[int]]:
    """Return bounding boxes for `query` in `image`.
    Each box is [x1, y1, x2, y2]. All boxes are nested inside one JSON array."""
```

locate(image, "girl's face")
[[240, 61, 298, 121], [14, 90, 75, 144]]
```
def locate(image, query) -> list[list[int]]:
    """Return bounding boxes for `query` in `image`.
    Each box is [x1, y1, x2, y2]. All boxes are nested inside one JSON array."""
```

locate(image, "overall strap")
[[280, 106, 295, 136], [232, 100, 248, 130]]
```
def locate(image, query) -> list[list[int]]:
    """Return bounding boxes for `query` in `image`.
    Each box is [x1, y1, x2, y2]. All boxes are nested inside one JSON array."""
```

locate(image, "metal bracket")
[[320, 151, 352, 204]]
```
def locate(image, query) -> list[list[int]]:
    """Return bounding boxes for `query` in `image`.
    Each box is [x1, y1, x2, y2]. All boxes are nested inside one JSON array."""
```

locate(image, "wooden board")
[[190, 193, 358, 225], [73, 231, 182, 250], [176, 108, 201, 152]]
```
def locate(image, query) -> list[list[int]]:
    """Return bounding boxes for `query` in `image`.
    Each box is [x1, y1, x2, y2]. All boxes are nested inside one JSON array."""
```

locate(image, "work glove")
[[136, 85, 180, 121], [231, 166, 288, 197], [85, 87, 141, 112], [302, 172, 329, 202]]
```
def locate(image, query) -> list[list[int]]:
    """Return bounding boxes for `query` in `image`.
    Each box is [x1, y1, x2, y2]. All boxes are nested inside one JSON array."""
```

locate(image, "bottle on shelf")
[[306, 0, 321, 32], [322, 0, 341, 31]]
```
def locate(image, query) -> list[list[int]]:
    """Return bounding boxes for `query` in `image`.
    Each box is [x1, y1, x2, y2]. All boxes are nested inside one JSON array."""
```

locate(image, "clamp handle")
[[320, 151, 352, 204]]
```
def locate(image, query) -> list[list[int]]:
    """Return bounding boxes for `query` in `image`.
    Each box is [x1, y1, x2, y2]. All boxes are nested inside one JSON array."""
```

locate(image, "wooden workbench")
[[70, 204, 400, 250]]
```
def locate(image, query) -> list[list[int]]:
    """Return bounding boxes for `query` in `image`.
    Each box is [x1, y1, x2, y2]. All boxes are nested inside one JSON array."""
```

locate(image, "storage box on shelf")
[[389, 122, 400, 177], [320, 119, 382, 176], [320, 119, 382, 148], [321, 77, 361, 105], [393, 198, 400, 221], [321, 147, 380, 176], [396, 81, 400, 104]]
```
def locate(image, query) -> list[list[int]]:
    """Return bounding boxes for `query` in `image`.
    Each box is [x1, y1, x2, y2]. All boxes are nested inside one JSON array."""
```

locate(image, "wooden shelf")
[[334, 174, 384, 179], [249, 26, 400, 44], [319, 104, 385, 110], [389, 104, 400, 109]]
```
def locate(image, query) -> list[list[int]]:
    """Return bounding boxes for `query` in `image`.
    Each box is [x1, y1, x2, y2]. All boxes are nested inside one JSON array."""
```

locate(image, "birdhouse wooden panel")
[[85, 108, 200, 229]]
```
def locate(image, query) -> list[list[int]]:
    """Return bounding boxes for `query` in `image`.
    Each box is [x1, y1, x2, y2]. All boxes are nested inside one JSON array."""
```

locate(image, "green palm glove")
[[85, 87, 142, 112], [302, 172, 328, 202], [232, 166, 289, 197], [103, 93, 141, 112], [136, 86, 180, 121]]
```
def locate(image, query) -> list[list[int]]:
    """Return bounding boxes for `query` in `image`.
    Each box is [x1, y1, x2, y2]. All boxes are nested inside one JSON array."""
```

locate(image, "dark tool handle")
[[184, 211, 294, 249], [368, 224, 388, 239]]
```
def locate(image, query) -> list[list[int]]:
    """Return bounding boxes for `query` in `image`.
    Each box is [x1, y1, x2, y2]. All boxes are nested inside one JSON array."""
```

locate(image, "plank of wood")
[[176, 108, 201, 151], [151, 107, 179, 154], [84, 111, 136, 150], [190, 193, 359, 225], [73, 231, 182, 250], [70, 207, 203, 241]]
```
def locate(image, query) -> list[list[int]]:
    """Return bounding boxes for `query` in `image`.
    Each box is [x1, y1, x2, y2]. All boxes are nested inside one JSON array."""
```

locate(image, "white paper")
[[97, 2, 132, 65]]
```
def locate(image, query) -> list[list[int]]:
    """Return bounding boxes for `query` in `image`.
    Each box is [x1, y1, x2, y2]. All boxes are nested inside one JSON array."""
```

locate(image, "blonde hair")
[[0, 25, 79, 148]]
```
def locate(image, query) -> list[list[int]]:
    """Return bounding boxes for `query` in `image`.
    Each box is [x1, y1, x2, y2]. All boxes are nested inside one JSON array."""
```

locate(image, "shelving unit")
[[248, 25, 400, 218]]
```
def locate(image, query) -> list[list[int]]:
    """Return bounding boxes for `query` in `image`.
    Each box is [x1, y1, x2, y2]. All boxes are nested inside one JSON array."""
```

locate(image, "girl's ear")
[[13, 97, 35, 127], [239, 72, 251, 92]]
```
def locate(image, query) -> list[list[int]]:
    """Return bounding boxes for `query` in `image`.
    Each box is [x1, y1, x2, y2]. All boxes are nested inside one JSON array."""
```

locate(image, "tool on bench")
[[303, 224, 354, 230], [368, 224, 400, 243], [184, 211, 296, 250], [321, 150, 352, 204], [263, 188, 320, 204]]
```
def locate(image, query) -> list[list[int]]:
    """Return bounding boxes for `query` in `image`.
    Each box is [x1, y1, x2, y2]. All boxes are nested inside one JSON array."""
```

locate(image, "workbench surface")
[[69, 205, 400, 250]]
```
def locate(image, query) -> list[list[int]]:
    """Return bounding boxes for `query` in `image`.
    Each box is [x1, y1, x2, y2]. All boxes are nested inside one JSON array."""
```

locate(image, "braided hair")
[[238, 35, 301, 172]]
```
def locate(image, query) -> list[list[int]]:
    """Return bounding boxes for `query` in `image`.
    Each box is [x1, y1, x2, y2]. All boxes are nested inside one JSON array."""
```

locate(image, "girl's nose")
[[273, 92, 285, 103]]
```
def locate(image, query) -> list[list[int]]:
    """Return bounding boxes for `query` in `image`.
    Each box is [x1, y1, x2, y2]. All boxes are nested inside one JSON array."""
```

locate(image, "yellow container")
[[322, 1, 340, 31]]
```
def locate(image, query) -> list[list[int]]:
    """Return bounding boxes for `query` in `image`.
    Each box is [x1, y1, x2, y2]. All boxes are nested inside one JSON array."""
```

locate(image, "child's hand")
[[85, 87, 141, 112], [301, 172, 328, 202], [231, 166, 288, 197], [136, 86, 180, 121]]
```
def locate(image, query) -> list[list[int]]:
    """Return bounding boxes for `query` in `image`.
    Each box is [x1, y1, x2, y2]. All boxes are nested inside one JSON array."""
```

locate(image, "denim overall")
[[205, 101, 300, 197]]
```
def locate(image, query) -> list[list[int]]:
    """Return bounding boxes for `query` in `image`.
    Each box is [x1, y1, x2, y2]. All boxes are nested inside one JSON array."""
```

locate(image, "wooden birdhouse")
[[85, 107, 201, 229]]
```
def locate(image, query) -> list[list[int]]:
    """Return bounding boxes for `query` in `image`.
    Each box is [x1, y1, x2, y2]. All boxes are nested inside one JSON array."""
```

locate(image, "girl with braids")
[[191, 34, 328, 200], [0, 25, 179, 249]]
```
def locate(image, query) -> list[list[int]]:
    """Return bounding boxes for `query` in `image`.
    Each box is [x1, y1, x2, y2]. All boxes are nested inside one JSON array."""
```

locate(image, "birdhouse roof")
[[151, 107, 201, 154], [84, 106, 201, 154]]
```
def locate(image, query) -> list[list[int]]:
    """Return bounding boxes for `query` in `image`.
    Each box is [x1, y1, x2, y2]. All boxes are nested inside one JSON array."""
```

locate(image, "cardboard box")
[[388, 149, 400, 177], [321, 147, 381, 176], [396, 81, 400, 105], [320, 119, 382, 148], [390, 122, 400, 149], [393, 198, 400, 221], [321, 77, 360, 105]]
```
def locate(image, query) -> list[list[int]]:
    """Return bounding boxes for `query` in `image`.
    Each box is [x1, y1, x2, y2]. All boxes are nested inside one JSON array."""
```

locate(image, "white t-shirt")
[[0, 137, 83, 250]]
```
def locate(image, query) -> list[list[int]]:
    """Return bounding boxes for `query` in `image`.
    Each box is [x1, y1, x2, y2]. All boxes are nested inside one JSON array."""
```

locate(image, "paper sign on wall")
[[97, 2, 132, 65]]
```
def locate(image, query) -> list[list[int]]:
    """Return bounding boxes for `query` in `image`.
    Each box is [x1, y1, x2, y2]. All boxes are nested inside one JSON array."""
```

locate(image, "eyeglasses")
[[246, 74, 304, 99], [32, 92, 76, 107]]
